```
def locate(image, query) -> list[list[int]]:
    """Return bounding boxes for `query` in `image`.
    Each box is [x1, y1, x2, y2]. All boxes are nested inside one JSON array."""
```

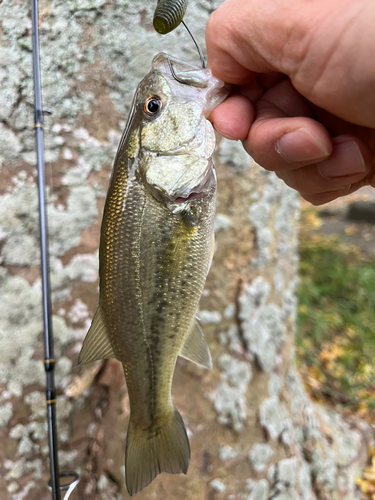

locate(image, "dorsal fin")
[[179, 318, 212, 370], [78, 307, 116, 364]]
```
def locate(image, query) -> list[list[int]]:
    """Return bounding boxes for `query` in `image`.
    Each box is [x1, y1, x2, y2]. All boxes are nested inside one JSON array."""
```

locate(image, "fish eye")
[[144, 96, 162, 116]]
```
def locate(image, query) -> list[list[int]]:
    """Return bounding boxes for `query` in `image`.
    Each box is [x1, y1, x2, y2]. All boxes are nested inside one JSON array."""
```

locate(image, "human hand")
[[206, 0, 375, 204]]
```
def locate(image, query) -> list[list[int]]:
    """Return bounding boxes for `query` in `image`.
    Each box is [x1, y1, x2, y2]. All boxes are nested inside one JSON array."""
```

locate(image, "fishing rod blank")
[[31, 0, 79, 498]]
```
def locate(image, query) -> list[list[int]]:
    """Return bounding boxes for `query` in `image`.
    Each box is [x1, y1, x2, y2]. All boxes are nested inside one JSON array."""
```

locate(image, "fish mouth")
[[174, 191, 202, 203], [147, 164, 216, 211], [169, 165, 216, 204]]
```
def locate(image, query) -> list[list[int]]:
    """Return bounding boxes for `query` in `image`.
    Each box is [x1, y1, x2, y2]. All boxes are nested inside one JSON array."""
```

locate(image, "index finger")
[[205, 0, 284, 83], [205, 9, 257, 84]]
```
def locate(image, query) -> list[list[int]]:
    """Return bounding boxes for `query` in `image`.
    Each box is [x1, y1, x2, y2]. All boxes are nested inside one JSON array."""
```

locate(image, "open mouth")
[[174, 191, 202, 203], [171, 165, 216, 204]]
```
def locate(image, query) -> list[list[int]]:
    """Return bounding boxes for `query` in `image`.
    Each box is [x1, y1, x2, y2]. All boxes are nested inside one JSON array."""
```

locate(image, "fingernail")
[[276, 128, 330, 163], [317, 140, 366, 178]]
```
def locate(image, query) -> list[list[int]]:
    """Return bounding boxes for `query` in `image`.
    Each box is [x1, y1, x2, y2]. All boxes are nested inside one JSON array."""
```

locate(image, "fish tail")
[[125, 408, 190, 496]]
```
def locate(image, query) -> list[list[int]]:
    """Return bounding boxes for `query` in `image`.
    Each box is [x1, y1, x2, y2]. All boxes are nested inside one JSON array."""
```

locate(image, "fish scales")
[[79, 53, 229, 495], [102, 171, 215, 419]]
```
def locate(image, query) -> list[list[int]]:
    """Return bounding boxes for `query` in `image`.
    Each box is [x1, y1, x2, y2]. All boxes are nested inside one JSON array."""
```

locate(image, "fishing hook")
[[168, 57, 189, 85], [31, 0, 79, 498], [168, 20, 205, 85]]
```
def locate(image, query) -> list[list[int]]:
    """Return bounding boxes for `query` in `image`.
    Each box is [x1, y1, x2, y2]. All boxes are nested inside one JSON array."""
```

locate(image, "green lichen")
[[248, 443, 275, 472], [218, 138, 252, 172], [0, 403, 13, 428], [247, 479, 269, 500], [214, 354, 252, 431], [0, 124, 22, 163], [259, 396, 290, 441], [238, 277, 286, 372]]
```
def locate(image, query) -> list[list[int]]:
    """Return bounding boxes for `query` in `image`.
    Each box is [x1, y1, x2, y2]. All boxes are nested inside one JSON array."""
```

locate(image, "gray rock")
[[346, 201, 375, 223]]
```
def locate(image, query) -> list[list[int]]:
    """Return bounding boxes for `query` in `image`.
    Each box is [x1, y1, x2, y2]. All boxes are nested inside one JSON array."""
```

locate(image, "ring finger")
[[276, 135, 372, 196]]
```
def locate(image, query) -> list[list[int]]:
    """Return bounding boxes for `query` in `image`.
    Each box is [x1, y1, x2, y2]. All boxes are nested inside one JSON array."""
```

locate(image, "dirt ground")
[[309, 186, 375, 257]]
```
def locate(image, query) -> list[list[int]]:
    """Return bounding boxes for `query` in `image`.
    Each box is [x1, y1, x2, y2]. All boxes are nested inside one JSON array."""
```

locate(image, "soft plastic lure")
[[153, 0, 188, 34]]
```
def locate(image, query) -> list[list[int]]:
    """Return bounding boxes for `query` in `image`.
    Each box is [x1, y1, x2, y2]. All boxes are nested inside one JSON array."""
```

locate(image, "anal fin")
[[78, 307, 116, 364], [179, 318, 212, 370]]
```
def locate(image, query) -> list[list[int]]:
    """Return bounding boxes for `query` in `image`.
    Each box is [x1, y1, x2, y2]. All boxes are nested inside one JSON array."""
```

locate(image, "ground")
[[298, 187, 375, 499]]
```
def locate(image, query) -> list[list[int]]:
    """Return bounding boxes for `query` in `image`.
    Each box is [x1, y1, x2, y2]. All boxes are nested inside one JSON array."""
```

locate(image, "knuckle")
[[301, 194, 328, 206], [280, 170, 310, 193]]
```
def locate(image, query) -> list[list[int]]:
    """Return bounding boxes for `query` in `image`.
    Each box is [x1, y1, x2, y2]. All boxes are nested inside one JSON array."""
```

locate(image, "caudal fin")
[[125, 409, 190, 496]]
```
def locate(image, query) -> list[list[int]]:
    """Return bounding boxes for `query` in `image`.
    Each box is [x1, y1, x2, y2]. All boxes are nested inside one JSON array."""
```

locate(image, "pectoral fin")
[[164, 221, 197, 275], [78, 307, 116, 364], [179, 319, 212, 370]]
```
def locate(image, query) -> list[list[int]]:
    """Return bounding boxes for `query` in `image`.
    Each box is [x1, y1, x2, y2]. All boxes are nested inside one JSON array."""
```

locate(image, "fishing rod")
[[31, 0, 199, 496], [31, 0, 79, 498]]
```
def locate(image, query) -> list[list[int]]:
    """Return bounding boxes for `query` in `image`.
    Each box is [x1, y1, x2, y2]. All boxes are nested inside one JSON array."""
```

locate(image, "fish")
[[79, 53, 229, 496]]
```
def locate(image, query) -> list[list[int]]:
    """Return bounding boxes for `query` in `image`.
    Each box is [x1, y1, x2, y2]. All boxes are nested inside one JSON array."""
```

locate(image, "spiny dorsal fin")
[[78, 307, 116, 364], [179, 318, 212, 370]]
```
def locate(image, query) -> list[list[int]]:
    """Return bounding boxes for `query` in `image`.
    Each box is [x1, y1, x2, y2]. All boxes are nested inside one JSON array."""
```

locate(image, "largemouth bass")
[[79, 53, 229, 496]]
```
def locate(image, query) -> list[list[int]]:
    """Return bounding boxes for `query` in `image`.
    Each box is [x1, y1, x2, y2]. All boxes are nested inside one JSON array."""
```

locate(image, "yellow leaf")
[[308, 365, 326, 382], [305, 211, 323, 229], [299, 304, 308, 314], [364, 470, 375, 482], [356, 477, 371, 493]]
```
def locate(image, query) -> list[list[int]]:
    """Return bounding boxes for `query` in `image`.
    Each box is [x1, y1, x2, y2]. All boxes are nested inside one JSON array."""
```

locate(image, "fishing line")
[[181, 20, 205, 69], [153, 0, 205, 72], [62, 477, 80, 500], [167, 19, 206, 85], [31, 0, 79, 498]]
